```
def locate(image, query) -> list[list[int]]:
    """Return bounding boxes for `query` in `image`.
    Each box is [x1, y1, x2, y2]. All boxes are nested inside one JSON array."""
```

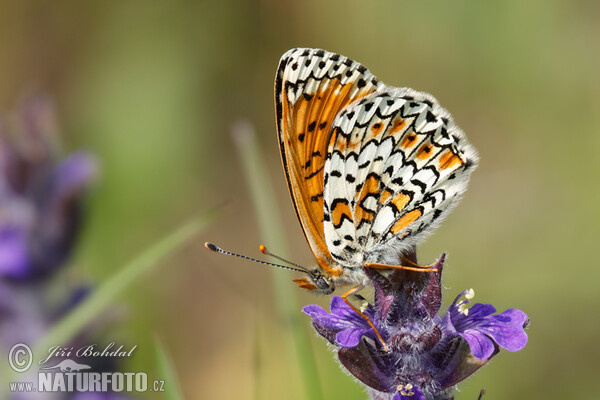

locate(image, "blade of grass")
[[31, 211, 217, 364], [231, 120, 323, 400], [154, 336, 184, 400]]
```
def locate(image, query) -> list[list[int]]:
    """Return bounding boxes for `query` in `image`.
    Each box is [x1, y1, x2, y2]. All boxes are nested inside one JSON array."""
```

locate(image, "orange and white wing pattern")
[[323, 87, 478, 266], [275, 48, 383, 275], [276, 47, 478, 273]]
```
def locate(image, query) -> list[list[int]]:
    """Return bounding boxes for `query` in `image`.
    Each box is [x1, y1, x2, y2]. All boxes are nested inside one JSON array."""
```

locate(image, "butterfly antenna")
[[259, 245, 309, 273], [205, 242, 308, 274]]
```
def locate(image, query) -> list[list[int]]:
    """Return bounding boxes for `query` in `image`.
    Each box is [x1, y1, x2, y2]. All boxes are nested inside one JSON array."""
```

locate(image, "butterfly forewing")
[[276, 47, 478, 279], [275, 48, 383, 274]]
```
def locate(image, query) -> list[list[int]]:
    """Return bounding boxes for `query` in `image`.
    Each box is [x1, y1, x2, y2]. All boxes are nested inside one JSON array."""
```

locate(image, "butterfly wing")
[[275, 48, 383, 274], [322, 83, 478, 266]]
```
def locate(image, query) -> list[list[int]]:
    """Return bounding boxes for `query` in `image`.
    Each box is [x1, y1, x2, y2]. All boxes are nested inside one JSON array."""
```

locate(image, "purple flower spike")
[[303, 296, 378, 347], [442, 289, 529, 360], [302, 252, 529, 400], [0, 98, 97, 280]]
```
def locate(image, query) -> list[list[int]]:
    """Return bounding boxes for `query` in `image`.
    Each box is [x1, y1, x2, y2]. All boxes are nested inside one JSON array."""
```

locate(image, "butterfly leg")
[[363, 261, 439, 273], [399, 254, 440, 272], [341, 286, 389, 352]]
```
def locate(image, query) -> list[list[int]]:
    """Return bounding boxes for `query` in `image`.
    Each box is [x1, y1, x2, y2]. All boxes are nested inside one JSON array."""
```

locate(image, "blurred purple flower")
[[0, 97, 97, 280], [0, 96, 135, 400], [0, 225, 29, 275], [303, 253, 529, 400], [71, 392, 130, 400]]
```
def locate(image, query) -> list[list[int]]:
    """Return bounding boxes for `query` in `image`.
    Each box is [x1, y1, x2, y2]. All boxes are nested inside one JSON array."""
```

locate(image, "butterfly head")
[[293, 268, 335, 295]]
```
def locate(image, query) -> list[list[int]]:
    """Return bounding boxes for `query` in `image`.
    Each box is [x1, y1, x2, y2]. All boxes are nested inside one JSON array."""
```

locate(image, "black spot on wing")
[[358, 160, 370, 169], [343, 245, 357, 254], [305, 166, 324, 179], [410, 179, 427, 193], [391, 177, 404, 186], [425, 111, 437, 123]]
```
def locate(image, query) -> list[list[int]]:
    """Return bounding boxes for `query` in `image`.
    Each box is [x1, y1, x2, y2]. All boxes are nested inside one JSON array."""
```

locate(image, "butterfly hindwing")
[[323, 88, 478, 266], [275, 48, 383, 273]]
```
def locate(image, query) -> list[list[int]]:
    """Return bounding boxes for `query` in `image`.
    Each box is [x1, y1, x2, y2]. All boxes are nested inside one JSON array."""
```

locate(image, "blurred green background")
[[1, 1, 598, 399]]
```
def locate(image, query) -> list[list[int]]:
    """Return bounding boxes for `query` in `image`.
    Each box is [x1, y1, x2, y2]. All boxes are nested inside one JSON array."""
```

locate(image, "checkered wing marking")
[[275, 48, 384, 274], [323, 87, 478, 266]]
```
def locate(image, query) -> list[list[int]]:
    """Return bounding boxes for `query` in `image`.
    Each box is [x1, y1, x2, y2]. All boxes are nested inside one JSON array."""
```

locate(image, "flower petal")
[[330, 296, 364, 321], [336, 327, 371, 348], [446, 295, 529, 360], [304, 297, 379, 348], [465, 303, 496, 320], [392, 384, 425, 400], [302, 304, 347, 330], [0, 225, 30, 278], [302, 304, 328, 318], [483, 308, 528, 352], [460, 330, 496, 360]]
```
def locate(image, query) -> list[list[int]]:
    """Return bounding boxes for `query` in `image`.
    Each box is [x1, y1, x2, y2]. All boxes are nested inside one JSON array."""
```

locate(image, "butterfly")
[[207, 48, 477, 348], [274, 48, 478, 297]]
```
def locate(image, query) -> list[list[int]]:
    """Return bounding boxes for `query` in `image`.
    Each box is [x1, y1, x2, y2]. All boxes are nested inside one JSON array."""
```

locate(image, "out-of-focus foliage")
[[1, 1, 598, 399]]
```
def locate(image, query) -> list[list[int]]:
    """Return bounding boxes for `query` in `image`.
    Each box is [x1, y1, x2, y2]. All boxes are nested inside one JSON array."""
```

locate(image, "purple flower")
[[0, 225, 29, 276], [71, 392, 131, 400], [0, 96, 99, 351], [392, 384, 425, 400], [303, 253, 529, 399], [0, 96, 134, 400], [303, 296, 379, 347], [441, 289, 529, 360], [0, 97, 97, 280]]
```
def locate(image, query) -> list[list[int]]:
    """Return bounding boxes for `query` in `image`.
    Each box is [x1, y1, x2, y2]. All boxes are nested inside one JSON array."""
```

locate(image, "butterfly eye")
[[314, 275, 332, 291]]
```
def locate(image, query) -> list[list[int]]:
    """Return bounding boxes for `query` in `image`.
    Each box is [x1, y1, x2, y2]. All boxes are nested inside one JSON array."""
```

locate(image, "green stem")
[[154, 336, 185, 400], [232, 120, 323, 400], [32, 212, 216, 369]]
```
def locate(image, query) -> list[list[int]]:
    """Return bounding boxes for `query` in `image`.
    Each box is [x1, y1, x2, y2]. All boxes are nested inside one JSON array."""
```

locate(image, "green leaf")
[[232, 121, 323, 400], [31, 210, 217, 364], [154, 336, 184, 400]]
